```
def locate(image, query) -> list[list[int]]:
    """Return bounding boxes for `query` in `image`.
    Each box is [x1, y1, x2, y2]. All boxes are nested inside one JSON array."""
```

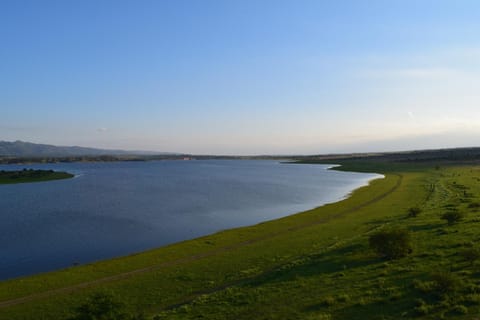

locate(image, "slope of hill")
[[0, 141, 163, 157]]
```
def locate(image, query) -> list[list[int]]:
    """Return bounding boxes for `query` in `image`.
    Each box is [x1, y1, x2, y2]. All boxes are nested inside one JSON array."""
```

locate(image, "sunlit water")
[[0, 160, 382, 279]]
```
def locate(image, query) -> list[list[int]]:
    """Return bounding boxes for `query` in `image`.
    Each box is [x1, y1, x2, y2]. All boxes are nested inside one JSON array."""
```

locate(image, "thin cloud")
[[361, 67, 462, 80]]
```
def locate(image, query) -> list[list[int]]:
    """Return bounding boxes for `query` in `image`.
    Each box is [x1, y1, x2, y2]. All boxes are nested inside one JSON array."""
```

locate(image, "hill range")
[[0, 140, 173, 157]]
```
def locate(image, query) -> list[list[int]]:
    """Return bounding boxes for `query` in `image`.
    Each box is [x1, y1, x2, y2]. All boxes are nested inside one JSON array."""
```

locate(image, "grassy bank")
[[1, 161, 480, 319], [0, 169, 73, 184]]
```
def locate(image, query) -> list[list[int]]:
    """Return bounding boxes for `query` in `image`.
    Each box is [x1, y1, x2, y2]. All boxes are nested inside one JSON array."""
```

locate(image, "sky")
[[1, 0, 480, 155]]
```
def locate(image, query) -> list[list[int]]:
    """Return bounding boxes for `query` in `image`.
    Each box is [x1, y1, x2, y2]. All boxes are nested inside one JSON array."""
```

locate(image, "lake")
[[0, 160, 382, 280]]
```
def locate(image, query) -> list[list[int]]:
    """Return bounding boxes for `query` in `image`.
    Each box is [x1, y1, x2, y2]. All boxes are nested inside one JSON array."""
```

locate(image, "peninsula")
[[0, 169, 74, 184]]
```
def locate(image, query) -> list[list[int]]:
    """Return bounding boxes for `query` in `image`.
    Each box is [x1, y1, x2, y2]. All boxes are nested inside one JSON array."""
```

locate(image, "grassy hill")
[[1, 158, 480, 319]]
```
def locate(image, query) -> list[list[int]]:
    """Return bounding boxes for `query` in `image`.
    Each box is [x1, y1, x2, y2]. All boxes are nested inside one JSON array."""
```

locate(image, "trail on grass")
[[0, 174, 402, 309]]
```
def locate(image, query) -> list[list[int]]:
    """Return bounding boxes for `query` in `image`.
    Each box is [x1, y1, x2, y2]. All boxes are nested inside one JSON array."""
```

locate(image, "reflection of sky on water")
[[0, 160, 381, 279]]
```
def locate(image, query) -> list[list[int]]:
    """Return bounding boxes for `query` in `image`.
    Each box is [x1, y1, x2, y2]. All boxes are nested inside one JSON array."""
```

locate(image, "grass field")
[[1, 160, 480, 319]]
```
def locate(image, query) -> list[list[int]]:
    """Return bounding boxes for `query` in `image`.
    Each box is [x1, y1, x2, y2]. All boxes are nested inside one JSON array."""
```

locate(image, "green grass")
[[0, 169, 73, 184], [2, 161, 480, 319]]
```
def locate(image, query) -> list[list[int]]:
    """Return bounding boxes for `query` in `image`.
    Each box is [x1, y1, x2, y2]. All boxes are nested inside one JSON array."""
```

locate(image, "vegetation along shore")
[[1, 152, 480, 319], [0, 169, 74, 184]]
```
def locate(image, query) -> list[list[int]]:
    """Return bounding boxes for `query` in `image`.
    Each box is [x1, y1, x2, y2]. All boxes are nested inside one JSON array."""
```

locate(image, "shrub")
[[69, 292, 145, 320], [441, 211, 465, 225], [320, 296, 336, 306], [369, 228, 413, 259], [460, 248, 480, 265], [407, 207, 422, 218], [414, 299, 431, 316], [336, 293, 350, 303], [431, 272, 460, 298], [306, 313, 332, 320], [69, 292, 127, 320], [452, 304, 468, 315], [464, 294, 480, 305], [468, 202, 480, 210], [413, 279, 435, 294]]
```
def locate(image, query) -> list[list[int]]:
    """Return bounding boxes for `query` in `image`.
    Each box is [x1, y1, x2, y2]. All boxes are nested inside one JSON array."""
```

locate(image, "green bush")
[[431, 272, 460, 298], [407, 207, 422, 218], [369, 228, 413, 259], [306, 313, 332, 320], [464, 294, 480, 305], [69, 292, 146, 320], [460, 247, 480, 265], [336, 293, 350, 303], [452, 304, 468, 315], [69, 292, 127, 320], [468, 202, 480, 210], [441, 211, 465, 225], [413, 279, 435, 294], [320, 296, 336, 307], [414, 299, 431, 316]]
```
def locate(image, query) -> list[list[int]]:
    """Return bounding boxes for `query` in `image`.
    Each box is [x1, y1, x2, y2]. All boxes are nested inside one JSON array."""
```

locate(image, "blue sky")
[[1, 0, 480, 154]]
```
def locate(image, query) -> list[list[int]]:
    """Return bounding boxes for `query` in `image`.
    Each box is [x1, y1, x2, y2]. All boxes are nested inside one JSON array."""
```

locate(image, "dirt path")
[[0, 174, 402, 309]]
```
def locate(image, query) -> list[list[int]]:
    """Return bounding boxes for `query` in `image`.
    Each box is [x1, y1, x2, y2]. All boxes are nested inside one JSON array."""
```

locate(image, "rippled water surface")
[[0, 160, 381, 279]]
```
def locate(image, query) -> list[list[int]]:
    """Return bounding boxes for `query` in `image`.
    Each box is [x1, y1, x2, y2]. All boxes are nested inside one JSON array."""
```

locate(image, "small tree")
[[407, 207, 422, 218], [70, 292, 129, 320], [468, 202, 480, 210], [441, 211, 465, 225], [369, 228, 413, 259]]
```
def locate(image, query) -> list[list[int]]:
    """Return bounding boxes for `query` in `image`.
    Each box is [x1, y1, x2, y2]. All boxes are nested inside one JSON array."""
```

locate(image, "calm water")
[[0, 160, 381, 280]]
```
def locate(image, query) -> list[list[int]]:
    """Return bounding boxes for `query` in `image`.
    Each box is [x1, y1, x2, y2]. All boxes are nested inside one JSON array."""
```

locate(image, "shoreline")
[[1, 163, 383, 282], [0, 164, 401, 319], [294, 164, 384, 214]]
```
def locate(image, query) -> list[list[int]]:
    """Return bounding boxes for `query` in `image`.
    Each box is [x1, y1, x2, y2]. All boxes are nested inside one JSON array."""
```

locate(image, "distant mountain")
[[0, 141, 170, 157]]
